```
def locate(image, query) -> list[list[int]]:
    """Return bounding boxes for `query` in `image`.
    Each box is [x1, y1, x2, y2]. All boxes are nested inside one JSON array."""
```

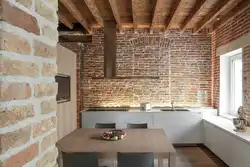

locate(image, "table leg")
[[168, 154, 176, 167], [57, 151, 63, 167], [158, 158, 163, 167]]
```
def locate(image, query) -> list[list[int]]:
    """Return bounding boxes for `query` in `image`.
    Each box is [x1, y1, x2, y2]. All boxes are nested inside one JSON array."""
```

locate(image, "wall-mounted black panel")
[[55, 74, 71, 103]]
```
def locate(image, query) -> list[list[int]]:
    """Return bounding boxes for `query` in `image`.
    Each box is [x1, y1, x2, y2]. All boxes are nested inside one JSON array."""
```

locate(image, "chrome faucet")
[[171, 99, 175, 111]]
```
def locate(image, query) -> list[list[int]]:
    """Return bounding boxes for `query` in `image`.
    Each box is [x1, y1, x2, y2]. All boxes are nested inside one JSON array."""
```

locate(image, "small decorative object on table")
[[102, 130, 126, 141], [233, 106, 247, 132]]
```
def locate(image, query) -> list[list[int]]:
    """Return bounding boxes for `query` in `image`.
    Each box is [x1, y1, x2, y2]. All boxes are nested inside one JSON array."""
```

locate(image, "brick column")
[[0, 0, 58, 167], [243, 45, 250, 123]]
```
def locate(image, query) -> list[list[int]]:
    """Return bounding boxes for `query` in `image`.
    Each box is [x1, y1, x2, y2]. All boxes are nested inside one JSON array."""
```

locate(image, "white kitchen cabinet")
[[81, 111, 203, 143], [204, 121, 250, 167], [153, 112, 203, 143]]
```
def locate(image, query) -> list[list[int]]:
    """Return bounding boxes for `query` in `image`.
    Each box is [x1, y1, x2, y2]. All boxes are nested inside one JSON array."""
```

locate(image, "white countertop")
[[203, 114, 250, 145], [128, 107, 216, 113]]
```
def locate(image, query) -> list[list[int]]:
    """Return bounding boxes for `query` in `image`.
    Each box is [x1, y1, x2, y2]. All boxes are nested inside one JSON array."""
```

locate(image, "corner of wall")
[[0, 0, 59, 166]]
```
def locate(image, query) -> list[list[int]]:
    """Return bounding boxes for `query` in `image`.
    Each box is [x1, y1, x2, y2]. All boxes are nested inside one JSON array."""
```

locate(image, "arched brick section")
[[130, 37, 172, 48]]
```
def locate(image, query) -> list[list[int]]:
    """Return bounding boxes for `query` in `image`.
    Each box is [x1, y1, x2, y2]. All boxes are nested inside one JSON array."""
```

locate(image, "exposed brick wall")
[[211, 33, 219, 108], [81, 29, 212, 110], [243, 45, 250, 121], [213, 6, 250, 48], [60, 42, 83, 128], [0, 0, 58, 166], [212, 6, 250, 118]]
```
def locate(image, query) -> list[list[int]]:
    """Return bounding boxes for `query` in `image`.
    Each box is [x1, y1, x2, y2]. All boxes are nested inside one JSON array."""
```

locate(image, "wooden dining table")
[[56, 128, 176, 167]]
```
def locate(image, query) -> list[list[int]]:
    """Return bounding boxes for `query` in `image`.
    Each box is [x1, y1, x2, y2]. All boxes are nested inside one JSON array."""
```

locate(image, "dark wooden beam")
[[108, 0, 123, 33], [131, 0, 138, 32], [213, 0, 250, 31], [165, 0, 182, 33], [60, 0, 91, 33], [150, 0, 161, 34], [58, 3, 74, 29], [58, 11, 74, 29], [83, 0, 104, 27], [180, 0, 207, 33], [194, 0, 233, 33], [59, 32, 92, 43]]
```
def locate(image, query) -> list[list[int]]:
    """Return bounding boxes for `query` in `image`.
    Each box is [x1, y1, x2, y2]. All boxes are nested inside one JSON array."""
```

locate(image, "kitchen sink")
[[160, 107, 189, 112], [86, 107, 130, 112]]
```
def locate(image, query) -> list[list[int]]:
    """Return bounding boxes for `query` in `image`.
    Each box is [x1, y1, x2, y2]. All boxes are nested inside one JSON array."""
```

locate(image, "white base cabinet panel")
[[204, 121, 250, 167], [154, 112, 203, 144], [81, 111, 203, 144]]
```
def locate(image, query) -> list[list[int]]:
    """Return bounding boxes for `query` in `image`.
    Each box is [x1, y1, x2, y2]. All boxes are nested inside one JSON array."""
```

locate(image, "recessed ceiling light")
[[217, 17, 220, 21]]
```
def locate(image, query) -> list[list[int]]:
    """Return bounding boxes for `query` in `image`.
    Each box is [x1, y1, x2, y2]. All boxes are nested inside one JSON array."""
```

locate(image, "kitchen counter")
[[128, 107, 215, 113], [85, 107, 215, 113], [81, 108, 216, 143]]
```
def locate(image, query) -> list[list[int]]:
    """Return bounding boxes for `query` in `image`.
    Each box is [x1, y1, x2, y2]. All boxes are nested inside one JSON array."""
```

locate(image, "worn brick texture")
[[0, 126, 31, 154], [212, 6, 250, 121], [2, 142, 39, 167], [0, 104, 34, 128], [243, 45, 250, 121], [0, 0, 40, 34], [0, 0, 58, 166], [80, 29, 211, 110]]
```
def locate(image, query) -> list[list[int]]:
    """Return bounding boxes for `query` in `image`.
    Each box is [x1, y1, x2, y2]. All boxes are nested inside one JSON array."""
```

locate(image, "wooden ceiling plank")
[[84, 0, 104, 27], [150, 0, 161, 34], [180, 0, 207, 33], [194, 0, 233, 33], [165, 0, 182, 33], [108, 0, 123, 33], [131, 0, 138, 32], [60, 0, 91, 33], [213, 0, 250, 31], [58, 11, 74, 29]]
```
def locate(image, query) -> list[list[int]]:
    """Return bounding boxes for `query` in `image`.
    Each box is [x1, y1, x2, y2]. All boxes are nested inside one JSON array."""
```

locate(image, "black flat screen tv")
[[55, 74, 71, 103]]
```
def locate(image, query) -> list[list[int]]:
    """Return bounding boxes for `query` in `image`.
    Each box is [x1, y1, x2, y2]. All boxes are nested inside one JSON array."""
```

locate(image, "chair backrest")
[[95, 123, 116, 129], [127, 123, 148, 129], [117, 152, 154, 167], [62, 152, 99, 167]]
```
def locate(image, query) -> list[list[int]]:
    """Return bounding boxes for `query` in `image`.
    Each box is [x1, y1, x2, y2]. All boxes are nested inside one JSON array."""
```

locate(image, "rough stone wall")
[[212, 6, 250, 121], [59, 42, 83, 127], [0, 0, 58, 166], [82, 29, 212, 110]]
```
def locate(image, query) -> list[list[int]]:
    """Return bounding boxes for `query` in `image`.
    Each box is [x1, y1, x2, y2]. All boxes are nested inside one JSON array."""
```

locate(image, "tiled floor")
[[175, 146, 229, 167]]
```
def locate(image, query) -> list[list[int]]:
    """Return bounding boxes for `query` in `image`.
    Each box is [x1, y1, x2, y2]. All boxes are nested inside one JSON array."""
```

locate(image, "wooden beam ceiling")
[[180, 0, 207, 33], [150, 0, 160, 34], [57, 0, 247, 34], [108, 0, 123, 33], [194, 0, 233, 33], [131, 0, 138, 32], [60, 0, 92, 33], [58, 11, 74, 29], [213, 0, 250, 31], [165, 0, 182, 33], [83, 0, 103, 27]]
